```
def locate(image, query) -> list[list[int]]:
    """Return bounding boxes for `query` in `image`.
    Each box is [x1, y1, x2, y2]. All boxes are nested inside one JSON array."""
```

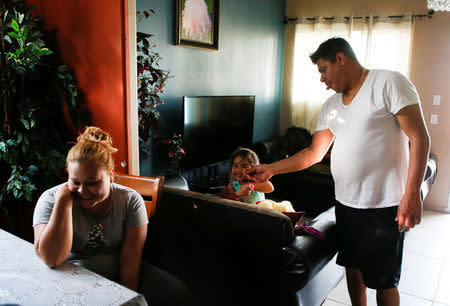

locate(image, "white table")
[[0, 229, 148, 305]]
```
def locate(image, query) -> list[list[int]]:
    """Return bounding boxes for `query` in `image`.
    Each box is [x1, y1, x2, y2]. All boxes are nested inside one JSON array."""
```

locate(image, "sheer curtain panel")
[[289, 14, 413, 134]]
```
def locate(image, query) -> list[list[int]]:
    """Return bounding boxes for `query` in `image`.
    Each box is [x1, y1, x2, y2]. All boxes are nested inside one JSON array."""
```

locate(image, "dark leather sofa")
[[144, 127, 437, 306], [143, 186, 344, 306]]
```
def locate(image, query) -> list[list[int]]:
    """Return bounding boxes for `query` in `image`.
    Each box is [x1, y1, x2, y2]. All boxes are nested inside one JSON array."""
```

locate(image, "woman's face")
[[67, 160, 113, 210], [231, 156, 252, 182]]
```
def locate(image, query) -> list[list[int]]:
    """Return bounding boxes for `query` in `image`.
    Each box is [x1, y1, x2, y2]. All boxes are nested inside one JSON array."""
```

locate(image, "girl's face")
[[231, 156, 252, 182], [67, 160, 113, 210]]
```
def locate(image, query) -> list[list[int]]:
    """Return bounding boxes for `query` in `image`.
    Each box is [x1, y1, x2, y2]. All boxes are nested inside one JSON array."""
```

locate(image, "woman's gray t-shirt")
[[33, 182, 148, 281]]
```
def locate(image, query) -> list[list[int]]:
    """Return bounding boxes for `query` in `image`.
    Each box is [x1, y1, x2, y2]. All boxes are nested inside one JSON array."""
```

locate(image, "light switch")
[[430, 114, 438, 125], [433, 95, 441, 105]]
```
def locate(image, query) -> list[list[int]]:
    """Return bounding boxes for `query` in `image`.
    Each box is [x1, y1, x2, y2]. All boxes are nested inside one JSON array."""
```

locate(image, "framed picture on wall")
[[175, 0, 219, 50]]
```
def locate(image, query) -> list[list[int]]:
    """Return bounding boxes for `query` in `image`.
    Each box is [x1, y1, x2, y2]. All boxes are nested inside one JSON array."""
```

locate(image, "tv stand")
[[183, 161, 230, 195]]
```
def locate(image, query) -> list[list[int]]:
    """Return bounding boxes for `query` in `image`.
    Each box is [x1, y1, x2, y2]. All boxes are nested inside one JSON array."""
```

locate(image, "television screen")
[[183, 95, 255, 170]]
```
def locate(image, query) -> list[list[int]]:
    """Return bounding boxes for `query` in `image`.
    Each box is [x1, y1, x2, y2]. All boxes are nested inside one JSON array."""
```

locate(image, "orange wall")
[[27, 0, 130, 174]]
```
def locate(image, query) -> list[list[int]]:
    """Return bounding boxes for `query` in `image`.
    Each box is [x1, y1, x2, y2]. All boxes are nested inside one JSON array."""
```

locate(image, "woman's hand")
[[54, 183, 74, 207]]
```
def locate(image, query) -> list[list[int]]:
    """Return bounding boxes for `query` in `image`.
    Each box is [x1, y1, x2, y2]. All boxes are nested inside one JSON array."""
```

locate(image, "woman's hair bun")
[[66, 126, 118, 171], [77, 126, 117, 154]]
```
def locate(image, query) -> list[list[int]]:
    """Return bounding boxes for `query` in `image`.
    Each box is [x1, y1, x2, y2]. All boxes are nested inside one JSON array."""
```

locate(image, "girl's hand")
[[235, 183, 252, 197]]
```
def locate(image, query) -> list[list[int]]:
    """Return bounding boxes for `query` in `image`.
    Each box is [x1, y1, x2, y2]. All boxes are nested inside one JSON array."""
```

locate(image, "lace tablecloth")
[[0, 229, 148, 305]]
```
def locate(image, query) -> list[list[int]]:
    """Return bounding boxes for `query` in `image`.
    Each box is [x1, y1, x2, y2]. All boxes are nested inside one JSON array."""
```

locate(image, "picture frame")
[[175, 0, 220, 50]]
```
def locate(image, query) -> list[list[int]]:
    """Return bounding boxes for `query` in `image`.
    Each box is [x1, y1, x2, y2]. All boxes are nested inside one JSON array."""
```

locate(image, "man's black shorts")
[[335, 201, 405, 289]]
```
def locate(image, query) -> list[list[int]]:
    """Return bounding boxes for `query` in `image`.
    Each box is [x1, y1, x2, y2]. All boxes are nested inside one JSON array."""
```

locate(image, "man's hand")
[[395, 193, 423, 232], [245, 164, 273, 183]]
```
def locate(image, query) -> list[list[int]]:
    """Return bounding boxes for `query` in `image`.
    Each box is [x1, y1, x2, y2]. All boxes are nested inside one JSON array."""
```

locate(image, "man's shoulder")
[[370, 69, 407, 83]]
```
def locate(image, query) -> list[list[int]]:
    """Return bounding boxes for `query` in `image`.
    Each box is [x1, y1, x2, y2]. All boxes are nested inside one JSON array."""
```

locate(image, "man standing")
[[246, 37, 430, 306]]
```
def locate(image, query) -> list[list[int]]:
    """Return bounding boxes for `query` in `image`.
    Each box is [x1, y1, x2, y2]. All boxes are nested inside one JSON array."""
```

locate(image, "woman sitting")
[[33, 126, 147, 291]]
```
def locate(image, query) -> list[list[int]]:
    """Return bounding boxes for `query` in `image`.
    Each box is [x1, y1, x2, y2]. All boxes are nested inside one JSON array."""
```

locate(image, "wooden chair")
[[114, 173, 165, 218]]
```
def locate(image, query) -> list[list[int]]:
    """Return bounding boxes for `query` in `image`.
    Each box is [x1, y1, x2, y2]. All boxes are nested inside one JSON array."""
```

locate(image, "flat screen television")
[[183, 95, 255, 170]]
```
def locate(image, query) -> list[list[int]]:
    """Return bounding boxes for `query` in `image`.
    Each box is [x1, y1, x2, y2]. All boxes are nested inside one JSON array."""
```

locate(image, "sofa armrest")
[[282, 207, 338, 291]]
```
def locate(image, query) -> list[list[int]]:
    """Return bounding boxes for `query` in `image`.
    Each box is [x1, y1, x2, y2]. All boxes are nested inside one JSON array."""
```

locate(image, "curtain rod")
[[284, 10, 434, 24]]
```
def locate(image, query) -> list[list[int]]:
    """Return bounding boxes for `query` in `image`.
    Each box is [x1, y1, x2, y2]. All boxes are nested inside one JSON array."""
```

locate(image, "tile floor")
[[323, 210, 450, 306]]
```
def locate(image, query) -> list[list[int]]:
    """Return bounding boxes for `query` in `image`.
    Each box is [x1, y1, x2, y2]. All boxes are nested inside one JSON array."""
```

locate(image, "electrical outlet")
[[430, 114, 438, 125], [433, 95, 441, 105]]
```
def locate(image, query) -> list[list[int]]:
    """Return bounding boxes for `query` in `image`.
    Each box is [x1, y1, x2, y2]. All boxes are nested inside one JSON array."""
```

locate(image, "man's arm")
[[246, 129, 334, 182], [394, 104, 430, 232], [120, 224, 147, 291]]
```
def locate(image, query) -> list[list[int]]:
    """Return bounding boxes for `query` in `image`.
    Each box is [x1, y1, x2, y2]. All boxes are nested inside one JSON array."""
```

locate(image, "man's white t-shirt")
[[316, 69, 420, 209]]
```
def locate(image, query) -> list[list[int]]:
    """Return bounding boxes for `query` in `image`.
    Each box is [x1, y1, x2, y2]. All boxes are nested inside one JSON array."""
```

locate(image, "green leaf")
[[18, 13, 25, 24], [21, 119, 30, 129], [0, 142, 6, 152], [5, 52, 16, 59], [3, 35, 12, 44], [3, 10, 9, 24], [15, 48, 24, 56], [22, 26, 28, 41], [11, 19, 19, 32], [40, 48, 52, 56]]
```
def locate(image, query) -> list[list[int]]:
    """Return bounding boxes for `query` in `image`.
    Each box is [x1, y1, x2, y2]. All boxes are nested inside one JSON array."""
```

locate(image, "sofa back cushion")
[[144, 186, 295, 305]]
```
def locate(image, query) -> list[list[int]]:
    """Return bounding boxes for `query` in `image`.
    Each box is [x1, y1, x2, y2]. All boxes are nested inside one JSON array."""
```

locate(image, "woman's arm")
[[120, 224, 148, 291], [34, 184, 74, 267]]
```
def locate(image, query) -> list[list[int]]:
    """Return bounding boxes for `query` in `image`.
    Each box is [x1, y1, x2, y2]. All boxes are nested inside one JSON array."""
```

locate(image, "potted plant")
[[136, 10, 185, 174], [0, 0, 91, 238], [161, 133, 186, 175], [136, 9, 170, 152]]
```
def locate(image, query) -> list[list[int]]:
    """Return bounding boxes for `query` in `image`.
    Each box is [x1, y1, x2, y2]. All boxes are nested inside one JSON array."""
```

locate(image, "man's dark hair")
[[309, 37, 358, 64]]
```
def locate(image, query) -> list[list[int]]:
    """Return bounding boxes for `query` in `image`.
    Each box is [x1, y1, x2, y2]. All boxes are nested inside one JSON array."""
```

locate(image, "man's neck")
[[343, 66, 366, 98]]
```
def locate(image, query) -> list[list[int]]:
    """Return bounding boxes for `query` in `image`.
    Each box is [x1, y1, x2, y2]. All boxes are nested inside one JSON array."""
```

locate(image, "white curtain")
[[290, 13, 413, 134]]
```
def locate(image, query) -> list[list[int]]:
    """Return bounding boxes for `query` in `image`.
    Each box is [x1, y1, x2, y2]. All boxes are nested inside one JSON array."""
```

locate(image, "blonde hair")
[[66, 126, 118, 171]]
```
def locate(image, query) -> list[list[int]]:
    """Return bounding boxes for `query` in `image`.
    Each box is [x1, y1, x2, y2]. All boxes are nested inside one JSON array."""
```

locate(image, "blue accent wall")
[[138, 0, 286, 176]]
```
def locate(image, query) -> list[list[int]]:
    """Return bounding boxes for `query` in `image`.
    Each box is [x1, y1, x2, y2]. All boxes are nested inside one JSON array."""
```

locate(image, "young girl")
[[220, 147, 273, 204]]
